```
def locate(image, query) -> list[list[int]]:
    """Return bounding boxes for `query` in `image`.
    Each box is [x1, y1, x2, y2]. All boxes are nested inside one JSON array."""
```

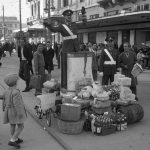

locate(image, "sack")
[[36, 93, 56, 110], [29, 75, 41, 89]]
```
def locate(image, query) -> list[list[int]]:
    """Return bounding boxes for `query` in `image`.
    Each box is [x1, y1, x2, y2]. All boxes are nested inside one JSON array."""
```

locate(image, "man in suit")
[[118, 42, 138, 98], [43, 41, 54, 75], [18, 39, 33, 92], [99, 37, 119, 85], [43, 9, 80, 89]]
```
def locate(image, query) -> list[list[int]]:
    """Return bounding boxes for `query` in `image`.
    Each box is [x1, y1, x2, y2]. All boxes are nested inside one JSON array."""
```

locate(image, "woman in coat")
[[33, 43, 45, 96], [0, 74, 27, 148]]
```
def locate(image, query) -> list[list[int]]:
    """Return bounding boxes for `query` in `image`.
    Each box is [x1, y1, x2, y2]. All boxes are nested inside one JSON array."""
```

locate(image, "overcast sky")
[[0, 0, 30, 23]]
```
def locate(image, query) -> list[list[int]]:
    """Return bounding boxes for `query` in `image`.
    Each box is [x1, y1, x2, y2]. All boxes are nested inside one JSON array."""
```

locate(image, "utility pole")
[[2, 5, 5, 42], [19, 0, 22, 32], [47, 0, 51, 42]]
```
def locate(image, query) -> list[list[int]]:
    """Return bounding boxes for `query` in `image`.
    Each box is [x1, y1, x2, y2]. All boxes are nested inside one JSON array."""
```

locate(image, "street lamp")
[[44, 0, 55, 42]]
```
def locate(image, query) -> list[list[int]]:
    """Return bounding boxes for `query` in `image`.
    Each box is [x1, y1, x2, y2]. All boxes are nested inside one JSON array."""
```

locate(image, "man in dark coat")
[[43, 41, 54, 74], [43, 9, 80, 88], [99, 37, 119, 85], [118, 42, 138, 98], [18, 39, 33, 92]]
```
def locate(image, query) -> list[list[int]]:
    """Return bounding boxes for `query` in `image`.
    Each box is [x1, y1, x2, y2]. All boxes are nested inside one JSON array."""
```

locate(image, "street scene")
[[0, 0, 150, 150]]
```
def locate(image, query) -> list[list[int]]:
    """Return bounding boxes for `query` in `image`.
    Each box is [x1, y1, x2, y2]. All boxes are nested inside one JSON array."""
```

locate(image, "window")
[[64, 0, 68, 7], [144, 4, 149, 10], [80, 0, 84, 2], [8, 30, 12, 34], [0, 24, 2, 27], [70, 0, 76, 5], [137, 5, 140, 11], [0, 30, 2, 34]]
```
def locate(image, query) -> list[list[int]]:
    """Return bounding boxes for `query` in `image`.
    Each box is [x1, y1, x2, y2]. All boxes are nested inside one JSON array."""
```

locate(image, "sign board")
[[67, 52, 93, 91]]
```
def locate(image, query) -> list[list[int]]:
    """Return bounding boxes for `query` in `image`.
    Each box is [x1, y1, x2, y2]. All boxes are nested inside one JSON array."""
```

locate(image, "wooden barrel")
[[117, 103, 144, 124]]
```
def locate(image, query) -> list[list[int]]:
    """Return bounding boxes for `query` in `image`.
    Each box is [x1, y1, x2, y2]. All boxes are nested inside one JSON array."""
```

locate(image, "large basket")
[[57, 116, 85, 134]]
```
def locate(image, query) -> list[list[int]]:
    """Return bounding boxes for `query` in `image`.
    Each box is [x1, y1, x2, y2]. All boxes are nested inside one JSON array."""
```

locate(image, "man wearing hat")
[[98, 36, 119, 85], [43, 9, 80, 89]]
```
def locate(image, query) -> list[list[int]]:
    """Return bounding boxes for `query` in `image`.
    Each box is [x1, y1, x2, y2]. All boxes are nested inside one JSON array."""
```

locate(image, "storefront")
[[76, 11, 150, 47]]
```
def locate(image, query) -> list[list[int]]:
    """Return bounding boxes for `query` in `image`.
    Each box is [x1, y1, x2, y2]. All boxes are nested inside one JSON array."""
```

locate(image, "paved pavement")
[[0, 53, 64, 150], [0, 53, 150, 150]]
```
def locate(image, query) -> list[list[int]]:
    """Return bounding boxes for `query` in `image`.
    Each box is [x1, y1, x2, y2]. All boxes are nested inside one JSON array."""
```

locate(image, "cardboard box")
[[61, 103, 81, 121]]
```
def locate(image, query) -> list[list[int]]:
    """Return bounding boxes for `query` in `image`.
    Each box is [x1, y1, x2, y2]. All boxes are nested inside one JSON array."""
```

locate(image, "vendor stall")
[[36, 69, 144, 136]]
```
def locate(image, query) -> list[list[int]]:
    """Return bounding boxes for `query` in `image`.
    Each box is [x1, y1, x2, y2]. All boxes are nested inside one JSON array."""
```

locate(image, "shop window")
[[80, 0, 84, 2], [144, 4, 149, 11], [64, 0, 68, 7], [107, 31, 118, 43], [137, 5, 140, 11], [88, 32, 96, 44], [122, 30, 130, 44]]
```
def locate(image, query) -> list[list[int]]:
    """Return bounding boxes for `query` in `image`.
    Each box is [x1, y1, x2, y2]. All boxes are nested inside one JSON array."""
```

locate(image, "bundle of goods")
[[72, 97, 91, 109], [116, 112, 127, 131], [114, 73, 131, 86], [92, 91, 112, 115], [36, 93, 56, 111], [103, 84, 120, 101], [117, 103, 144, 124], [61, 92, 76, 103], [131, 63, 143, 77], [116, 86, 136, 106], [91, 114, 116, 136], [43, 78, 60, 92], [75, 77, 93, 93]]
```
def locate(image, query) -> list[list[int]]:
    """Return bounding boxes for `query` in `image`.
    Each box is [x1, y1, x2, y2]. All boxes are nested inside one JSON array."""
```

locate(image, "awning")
[[13, 28, 28, 33], [76, 11, 150, 33], [28, 24, 45, 30]]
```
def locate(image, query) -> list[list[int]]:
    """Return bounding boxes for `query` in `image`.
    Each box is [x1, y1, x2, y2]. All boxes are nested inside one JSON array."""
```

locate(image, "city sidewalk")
[[21, 64, 150, 150], [1, 53, 150, 150]]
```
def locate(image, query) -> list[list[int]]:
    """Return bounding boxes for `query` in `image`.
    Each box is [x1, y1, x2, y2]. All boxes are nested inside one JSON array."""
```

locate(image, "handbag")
[[29, 75, 41, 89]]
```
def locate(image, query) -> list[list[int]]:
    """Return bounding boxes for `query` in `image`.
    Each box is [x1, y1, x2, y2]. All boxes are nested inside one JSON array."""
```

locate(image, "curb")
[[25, 105, 73, 150]]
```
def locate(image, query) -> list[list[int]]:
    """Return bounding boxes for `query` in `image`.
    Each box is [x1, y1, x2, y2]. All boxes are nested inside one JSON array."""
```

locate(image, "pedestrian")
[[87, 42, 98, 81], [33, 43, 45, 96], [0, 74, 27, 148], [43, 41, 54, 75], [0, 42, 3, 63], [18, 39, 33, 92], [54, 42, 59, 68], [118, 42, 138, 100], [99, 36, 119, 85]]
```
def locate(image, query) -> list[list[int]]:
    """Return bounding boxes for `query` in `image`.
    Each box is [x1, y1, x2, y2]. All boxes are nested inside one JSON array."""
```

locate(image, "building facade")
[[0, 16, 19, 42], [26, 0, 150, 47]]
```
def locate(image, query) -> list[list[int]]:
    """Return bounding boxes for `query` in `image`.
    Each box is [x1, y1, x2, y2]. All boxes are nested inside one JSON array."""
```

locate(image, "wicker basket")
[[57, 116, 85, 134]]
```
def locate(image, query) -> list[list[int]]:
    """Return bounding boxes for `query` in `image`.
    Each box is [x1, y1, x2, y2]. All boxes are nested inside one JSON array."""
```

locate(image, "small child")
[[0, 74, 27, 148]]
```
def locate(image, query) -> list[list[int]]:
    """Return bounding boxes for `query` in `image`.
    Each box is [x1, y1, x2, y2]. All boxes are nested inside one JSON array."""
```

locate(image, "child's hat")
[[4, 74, 19, 87]]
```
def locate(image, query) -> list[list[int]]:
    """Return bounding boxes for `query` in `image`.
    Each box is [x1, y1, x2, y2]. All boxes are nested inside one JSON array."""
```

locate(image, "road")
[[0, 52, 64, 150], [0, 52, 150, 150]]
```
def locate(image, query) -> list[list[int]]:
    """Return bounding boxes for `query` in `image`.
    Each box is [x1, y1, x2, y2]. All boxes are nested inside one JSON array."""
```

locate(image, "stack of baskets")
[[57, 116, 85, 134], [57, 102, 85, 134]]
